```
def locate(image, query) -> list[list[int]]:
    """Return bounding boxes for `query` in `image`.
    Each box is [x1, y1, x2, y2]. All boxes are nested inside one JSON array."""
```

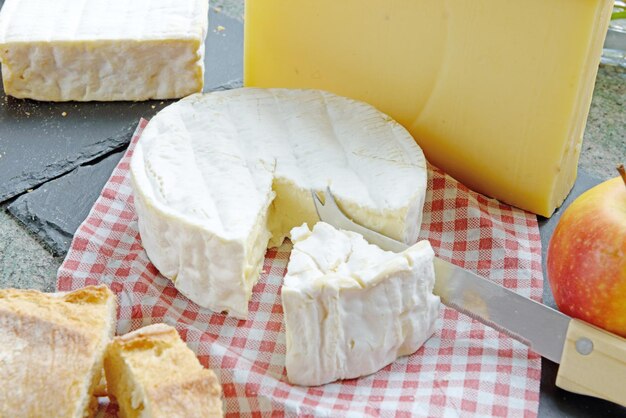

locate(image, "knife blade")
[[431, 256, 568, 362], [311, 187, 626, 406]]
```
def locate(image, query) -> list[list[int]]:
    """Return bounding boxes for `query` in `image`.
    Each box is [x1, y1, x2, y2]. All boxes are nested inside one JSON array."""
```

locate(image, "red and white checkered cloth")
[[58, 119, 543, 417]]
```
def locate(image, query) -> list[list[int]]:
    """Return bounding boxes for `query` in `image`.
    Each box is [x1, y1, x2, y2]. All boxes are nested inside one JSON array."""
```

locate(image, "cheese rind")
[[282, 222, 440, 386], [130, 103, 275, 318], [0, 0, 208, 101], [244, 0, 614, 217], [130, 88, 428, 318]]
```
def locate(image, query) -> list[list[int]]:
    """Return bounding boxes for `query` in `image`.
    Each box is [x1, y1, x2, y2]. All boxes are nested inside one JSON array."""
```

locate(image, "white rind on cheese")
[[131, 111, 275, 318], [130, 88, 428, 318], [282, 222, 440, 386], [0, 0, 208, 101]]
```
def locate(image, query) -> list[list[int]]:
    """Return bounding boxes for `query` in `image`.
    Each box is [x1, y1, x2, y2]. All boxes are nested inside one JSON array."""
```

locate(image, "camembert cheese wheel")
[[130, 88, 428, 318]]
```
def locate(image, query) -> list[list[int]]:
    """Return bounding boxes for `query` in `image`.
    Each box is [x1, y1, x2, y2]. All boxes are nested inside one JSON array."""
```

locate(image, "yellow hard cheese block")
[[244, 0, 613, 217]]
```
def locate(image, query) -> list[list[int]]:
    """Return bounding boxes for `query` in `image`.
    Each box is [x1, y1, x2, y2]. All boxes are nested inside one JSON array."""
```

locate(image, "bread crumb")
[[61, 111, 67, 117]]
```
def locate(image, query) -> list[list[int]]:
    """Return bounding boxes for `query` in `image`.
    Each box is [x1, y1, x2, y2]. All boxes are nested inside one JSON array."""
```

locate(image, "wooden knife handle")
[[556, 319, 626, 406]]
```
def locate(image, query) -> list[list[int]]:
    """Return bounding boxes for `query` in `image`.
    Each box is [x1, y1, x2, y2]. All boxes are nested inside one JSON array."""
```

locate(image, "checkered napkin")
[[58, 119, 542, 417]]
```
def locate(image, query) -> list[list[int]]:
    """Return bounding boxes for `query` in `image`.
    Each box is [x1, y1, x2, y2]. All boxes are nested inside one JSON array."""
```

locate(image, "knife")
[[311, 187, 626, 407]]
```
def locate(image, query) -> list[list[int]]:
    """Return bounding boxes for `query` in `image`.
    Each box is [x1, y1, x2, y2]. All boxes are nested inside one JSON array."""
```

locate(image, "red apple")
[[547, 166, 626, 338]]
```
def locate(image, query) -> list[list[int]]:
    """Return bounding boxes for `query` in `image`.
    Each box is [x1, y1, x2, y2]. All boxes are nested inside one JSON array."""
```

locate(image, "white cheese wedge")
[[0, 0, 208, 101], [130, 88, 428, 318], [282, 222, 440, 386]]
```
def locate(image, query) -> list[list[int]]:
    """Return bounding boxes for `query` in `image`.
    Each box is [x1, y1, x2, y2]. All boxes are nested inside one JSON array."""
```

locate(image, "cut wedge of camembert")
[[130, 88, 428, 318], [0, 0, 208, 101], [282, 222, 440, 386]]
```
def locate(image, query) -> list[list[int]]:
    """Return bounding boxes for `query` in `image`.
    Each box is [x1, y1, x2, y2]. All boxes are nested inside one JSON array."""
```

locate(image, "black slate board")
[[0, 4, 243, 202], [8, 149, 125, 255]]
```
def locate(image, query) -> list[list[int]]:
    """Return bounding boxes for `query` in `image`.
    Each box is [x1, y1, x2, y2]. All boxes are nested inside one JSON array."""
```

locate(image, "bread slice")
[[0, 285, 117, 418], [104, 323, 223, 418]]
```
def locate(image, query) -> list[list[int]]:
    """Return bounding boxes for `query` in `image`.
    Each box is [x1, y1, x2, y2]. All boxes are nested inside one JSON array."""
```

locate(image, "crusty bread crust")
[[0, 285, 117, 418], [105, 323, 223, 418]]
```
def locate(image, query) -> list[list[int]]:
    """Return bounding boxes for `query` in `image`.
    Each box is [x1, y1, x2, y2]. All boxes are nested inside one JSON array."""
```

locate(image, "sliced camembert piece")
[[0, 0, 208, 101], [282, 222, 440, 386], [131, 88, 428, 318]]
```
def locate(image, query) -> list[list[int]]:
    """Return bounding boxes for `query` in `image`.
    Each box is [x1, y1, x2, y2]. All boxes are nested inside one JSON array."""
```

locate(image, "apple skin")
[[547, 175, 626, 338]]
